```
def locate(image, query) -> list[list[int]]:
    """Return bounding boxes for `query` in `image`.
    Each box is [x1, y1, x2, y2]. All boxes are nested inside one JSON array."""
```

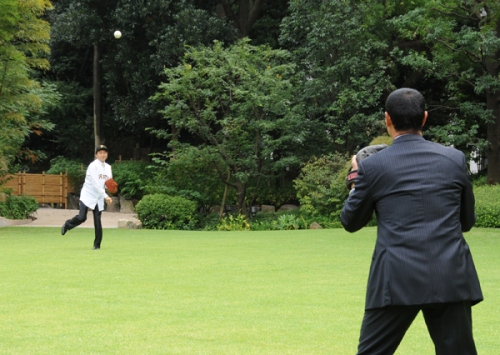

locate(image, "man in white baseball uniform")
[[61, 145, 113, 249]]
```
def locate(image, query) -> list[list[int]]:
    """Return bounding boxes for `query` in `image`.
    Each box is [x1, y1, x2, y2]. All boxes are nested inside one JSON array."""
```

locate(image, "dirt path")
[[1, 207, 139, 228]]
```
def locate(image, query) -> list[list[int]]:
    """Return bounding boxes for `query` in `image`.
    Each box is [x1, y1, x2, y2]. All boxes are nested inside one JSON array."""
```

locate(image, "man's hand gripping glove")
[[346, 144, 387, 190]]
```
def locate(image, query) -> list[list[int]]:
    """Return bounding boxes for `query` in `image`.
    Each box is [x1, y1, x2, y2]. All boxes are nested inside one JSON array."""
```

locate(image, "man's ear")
[[422, 111, 428, 128], [385, 112, 392, 128]]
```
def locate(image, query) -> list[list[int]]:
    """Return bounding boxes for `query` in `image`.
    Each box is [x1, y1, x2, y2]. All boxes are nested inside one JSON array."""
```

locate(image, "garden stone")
[[277, 204, 299, 212], [261, 205, 275, 213], [118, 219, 142, 229], [209, 205, 221, 214], [119, 195, 135, 213], [67, 194, 79, 210], [105, 197, 120, 212], [310, 222, 322, 229]]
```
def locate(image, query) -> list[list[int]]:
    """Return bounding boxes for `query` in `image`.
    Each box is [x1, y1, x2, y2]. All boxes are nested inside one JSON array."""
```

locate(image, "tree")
[[279, 0, 395, 156], [0, 0, 58, 172], [41, 81, 93, 159], [152, 39, 302, 212], [49, 0, 238, 154], [105, 0, 237, 143], [49, 0, 120, 147], [390, 0, 500, 183]]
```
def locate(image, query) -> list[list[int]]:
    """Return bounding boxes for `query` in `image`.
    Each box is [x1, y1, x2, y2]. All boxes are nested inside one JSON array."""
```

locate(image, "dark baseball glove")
[[346, 144, 387, 189], [105, 178, 119, 195], [355, 144, 387, 164]]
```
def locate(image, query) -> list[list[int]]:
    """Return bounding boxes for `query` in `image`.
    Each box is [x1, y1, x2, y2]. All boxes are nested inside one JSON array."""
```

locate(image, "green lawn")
[[0, 227, 498, 354]]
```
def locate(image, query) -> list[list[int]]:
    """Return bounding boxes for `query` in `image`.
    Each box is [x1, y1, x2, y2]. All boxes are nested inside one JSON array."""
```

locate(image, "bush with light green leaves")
[[293, 153, 350, 218], [474, 185, 500, 228], [135, 194, 198, 230], [0, 190, 38, 220]]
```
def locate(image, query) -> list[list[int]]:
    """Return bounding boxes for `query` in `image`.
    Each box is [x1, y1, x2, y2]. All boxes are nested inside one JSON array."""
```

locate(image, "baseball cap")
[[95, 145, 108, 154]]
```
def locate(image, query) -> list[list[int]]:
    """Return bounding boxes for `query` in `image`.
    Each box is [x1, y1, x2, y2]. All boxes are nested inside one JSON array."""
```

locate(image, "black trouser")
[[64, 201, 103, 248], [357, 301, 477, 355]]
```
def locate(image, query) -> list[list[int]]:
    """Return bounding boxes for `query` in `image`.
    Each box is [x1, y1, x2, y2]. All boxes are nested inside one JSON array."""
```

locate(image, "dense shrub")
[[293, 153, 350, 217], [150, 147, 297, 215], [249, 209, 343, 230], [471, 174, 487, 187], [112, 161, 153, 199], [216, 214, 251, 231], [149, 147, 226, 210], [474, 185, 500, 228], [47, 156, 86, 193], [135, 194, 198, 230], [0, 190, 38, 220]]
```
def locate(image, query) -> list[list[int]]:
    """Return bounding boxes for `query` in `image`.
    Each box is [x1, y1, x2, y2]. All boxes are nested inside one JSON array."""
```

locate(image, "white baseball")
[[114, 30, 122, 39]]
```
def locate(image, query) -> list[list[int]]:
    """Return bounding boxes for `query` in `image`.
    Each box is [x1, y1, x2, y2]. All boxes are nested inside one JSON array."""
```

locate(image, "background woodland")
[[2, 0, 500, 226]]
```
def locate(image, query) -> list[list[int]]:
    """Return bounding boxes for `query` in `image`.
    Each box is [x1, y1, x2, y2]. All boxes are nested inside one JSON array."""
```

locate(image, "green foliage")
[[276, 214, 303, 230], [104, 1, 237, 131], [474, 185, 500, 228], [149, 146, 226, 208], [248, 209, 343, 231], [216, 214, 251, 231], [0, 190, 38, 220], [247, 181, 297, 208], [42, 81, 93, 159], [472, 174, 488, 187], [294, 153, 350, 217], [111, 161, 153, 199], [248, 219, 278, 231], [0, 0, 58, 170], [135, 194, 198, 230], [387, 1, 500, 180], [197, 212, 221, 231], [46, 156, 85, 192], [247, 0, 289, 48], [152, 39, 303, 211], [369, 135, 393, 146], [280, 0, 392, 155], [50, 0, 237, 153]]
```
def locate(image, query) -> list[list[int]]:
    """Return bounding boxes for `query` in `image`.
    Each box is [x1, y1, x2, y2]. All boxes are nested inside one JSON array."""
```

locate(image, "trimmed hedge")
[[474, 185, 500, 228], [135, 194, 197, 230]]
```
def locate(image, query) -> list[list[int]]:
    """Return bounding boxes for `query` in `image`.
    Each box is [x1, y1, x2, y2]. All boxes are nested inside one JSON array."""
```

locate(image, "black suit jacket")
[[341, 134, 483, 310]]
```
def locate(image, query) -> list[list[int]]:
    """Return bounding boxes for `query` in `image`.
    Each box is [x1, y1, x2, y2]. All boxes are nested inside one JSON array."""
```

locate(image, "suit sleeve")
[[459, 155, 475, 232], [340, 163, 375, 232]]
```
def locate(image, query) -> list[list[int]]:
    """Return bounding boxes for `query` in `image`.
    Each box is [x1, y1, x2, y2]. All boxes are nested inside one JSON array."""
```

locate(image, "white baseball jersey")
[[79, 159, 112, 211]]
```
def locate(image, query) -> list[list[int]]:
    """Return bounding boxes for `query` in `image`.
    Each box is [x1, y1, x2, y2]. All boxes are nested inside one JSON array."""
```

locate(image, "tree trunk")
[[235, 181, 247, 214], [93, 43, 103, 147], [219, 170, 231, 219]]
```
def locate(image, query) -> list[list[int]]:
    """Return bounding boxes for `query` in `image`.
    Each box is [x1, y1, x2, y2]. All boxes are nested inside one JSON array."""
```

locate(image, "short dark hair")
[[385, 88, 426, 131]]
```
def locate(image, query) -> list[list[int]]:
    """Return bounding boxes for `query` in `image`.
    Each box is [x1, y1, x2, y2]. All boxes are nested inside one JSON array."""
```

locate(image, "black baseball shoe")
[[93, 246, 100, 250], [61, 223, 69, 235]]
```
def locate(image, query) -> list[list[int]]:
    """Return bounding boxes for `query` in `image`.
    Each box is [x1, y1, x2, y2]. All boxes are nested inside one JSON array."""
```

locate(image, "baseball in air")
[[114, 30, 122, 39]]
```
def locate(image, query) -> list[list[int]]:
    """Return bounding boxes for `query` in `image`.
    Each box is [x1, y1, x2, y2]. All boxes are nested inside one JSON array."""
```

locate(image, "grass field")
[[0, 227, 498, 354]]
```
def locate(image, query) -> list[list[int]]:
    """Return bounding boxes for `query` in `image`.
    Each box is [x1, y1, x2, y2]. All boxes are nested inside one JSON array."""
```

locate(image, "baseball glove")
[[355, 144, 387, 163], [346, 144, 388, 190], [105, 178, 119, 195]]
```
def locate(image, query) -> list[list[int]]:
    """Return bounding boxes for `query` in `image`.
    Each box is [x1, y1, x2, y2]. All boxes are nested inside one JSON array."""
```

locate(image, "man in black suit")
[[341, 88, 483, 355]]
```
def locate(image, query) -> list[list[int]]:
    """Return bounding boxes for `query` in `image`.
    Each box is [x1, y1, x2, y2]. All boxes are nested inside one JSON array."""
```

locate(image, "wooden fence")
[[1, 172, 74, 208]]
